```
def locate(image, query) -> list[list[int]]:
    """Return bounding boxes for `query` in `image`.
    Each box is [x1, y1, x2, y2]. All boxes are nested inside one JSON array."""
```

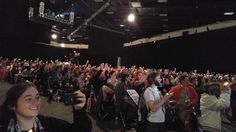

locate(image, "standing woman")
[[144, 72, 173, 132], [0, 82, 92, 132], [198, 82, 231, 132]]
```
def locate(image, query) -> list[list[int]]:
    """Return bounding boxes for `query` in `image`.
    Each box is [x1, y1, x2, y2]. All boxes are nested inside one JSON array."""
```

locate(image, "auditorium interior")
[[1, 0, 236, 132]]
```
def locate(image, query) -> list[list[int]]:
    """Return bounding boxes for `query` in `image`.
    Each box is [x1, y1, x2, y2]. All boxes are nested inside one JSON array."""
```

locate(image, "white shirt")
[[144, 84, 165, 123]]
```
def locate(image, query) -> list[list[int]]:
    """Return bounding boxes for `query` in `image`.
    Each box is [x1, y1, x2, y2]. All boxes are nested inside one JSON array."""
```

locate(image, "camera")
[[64, 92, 82, 105]]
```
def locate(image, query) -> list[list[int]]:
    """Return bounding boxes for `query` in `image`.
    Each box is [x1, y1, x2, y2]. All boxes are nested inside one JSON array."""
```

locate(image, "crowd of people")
[[0, 56, 236, 132]]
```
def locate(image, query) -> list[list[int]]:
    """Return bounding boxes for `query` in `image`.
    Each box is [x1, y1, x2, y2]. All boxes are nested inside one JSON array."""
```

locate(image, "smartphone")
[[64, 92, 76, 105], [224, 82, 229, 86], [166, 92, 175, 96]]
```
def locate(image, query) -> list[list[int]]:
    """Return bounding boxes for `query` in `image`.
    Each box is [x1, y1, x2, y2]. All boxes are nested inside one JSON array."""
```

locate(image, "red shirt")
[[168, 84, 198, 106], [230, 82, 236, 91], [0, 68, 5, 79]]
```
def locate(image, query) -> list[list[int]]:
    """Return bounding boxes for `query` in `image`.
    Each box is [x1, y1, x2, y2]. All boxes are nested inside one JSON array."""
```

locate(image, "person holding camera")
[[0, 82, 92, 132], [198, 82, 231, 132]]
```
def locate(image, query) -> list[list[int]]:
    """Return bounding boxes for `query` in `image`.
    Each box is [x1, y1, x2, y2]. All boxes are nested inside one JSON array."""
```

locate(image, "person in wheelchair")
[[96, 71, 119, 120], [47, 65, 63, 103], [115, 71, 138, 130], [101, 71, 118, 102]]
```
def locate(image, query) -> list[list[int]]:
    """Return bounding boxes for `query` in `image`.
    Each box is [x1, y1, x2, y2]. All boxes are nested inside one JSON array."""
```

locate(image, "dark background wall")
[[0, 1, 236, 73], [122, 27, 236, 73]]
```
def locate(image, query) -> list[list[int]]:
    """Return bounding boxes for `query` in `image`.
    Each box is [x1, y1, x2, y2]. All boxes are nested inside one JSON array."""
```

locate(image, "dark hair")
[[108, 71, 116, 78], [204, 82, 221, 98], [0, 82, 36, 125], [179, 75, 189, 82], [119, 73, 130, 82], [146, 72, 158, 87]]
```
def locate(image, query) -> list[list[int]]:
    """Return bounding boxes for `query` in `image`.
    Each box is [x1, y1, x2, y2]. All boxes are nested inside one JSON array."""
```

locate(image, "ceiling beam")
[[50, 41, 89, 49], [69, 0, 111, 36], [88, 24, 125, 35], [123, 19, 236, 47], [34, 41, 89, 49]]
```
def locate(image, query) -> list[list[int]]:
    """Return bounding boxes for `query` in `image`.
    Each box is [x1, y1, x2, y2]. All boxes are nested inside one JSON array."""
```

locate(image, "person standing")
[[198, 82, 231, 132], [144, 72, 173, 132], [168, 74, 198, 131], [230, 79, 236, 125]]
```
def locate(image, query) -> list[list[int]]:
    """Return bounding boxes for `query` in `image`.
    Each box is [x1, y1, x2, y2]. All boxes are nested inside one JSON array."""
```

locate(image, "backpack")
[[136, 92, 149, 132], [138, 92, 149, 124], [138, 88, 155, 123]]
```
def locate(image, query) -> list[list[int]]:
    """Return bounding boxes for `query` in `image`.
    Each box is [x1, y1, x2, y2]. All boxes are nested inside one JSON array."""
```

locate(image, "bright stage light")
[[51, 34, 58, 40], [128, 13, 135, 22], [60, 43, 65, 47]]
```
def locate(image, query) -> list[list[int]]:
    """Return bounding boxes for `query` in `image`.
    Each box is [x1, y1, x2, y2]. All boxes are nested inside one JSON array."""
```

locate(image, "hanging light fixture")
[[127, 13, 135, 22]]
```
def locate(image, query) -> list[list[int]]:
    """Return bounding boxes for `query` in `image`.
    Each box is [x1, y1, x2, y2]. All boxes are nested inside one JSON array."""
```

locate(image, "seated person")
[[115, 72, 137, 130], [101, 71, 118, 102]]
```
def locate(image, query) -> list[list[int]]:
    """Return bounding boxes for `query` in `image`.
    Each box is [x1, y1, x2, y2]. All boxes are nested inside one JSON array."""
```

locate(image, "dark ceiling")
[[43, 0, 236, 44], [2, 0, 236, 44], [1, 0, 236, 72]]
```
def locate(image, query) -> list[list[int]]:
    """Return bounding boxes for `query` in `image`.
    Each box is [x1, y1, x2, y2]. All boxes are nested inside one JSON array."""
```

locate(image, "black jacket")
[[0, 109, 92, 132]]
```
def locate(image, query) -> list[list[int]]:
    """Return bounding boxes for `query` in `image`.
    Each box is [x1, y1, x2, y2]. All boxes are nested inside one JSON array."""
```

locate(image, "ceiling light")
[[159, 13, 168, 17], [162, 25, 169, 27], [224, 12, 234, 16], [114, 19, 121, 22], [51, 34, 57, 40], [130, 2, 142, 8], [120, 24, 125, 27], [161, 19, 168, 21], [128, 13, 135, 22], [106, 11, 114, 14], [61, 43, 65, 47], [94, 0, 103, 2], [157, 0, 168, 3], [124, 29, 130, 32]]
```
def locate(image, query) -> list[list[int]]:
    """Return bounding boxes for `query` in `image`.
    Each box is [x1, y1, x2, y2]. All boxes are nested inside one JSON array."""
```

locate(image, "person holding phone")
[[198, 82, 231, 132], [0, 82, 92, 132], [144, 72, 173, 132]]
